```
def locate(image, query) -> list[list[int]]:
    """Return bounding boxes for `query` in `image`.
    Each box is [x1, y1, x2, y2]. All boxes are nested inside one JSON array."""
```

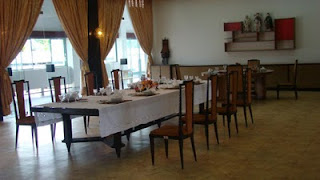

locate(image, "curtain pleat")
[[127, 0, 153, 77], [0, 0, 43, 115], [98, 0, 125, 87], [52, 0, 89, 95]]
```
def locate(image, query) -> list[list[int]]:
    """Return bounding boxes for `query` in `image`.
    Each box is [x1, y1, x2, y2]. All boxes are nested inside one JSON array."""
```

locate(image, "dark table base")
[[61, 113, 178, 158]]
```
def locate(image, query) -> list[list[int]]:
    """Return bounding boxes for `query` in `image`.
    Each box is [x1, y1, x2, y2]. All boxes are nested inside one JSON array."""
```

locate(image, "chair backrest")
[[11, 80, 32, 120], [170, 64, 182, 80], [227, 65, 244, 93], [206, 75, 217, 120], [245, 68, 252, 104], [217, 74, 227, 103], [175, 64, 182, 80], [111, 69, 124, 90], [293, 59, 298, 85], [227, 71, 238, 110], [85, 72, 97, 96], [179, 80, 194, 135], [248, 59, 260, 71], [49, 76, 67, 102]]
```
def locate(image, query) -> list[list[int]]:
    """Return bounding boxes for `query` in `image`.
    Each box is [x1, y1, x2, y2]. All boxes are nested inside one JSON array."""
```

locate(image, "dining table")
[[31, 82, 209, 157]]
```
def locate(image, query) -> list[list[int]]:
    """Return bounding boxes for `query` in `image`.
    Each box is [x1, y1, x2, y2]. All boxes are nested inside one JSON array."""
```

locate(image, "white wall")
[[152, 0, 320, 65]]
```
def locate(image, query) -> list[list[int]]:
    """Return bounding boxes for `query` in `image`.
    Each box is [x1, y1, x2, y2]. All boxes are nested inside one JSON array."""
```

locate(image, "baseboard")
[[267, 88, 320, 91]]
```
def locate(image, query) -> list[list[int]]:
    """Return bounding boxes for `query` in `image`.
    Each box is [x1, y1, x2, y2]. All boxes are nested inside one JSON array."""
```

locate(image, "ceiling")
[[33, 0, 132, 32]]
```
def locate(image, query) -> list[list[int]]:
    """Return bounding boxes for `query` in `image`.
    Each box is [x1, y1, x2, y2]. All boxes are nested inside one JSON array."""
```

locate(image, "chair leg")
[[205, 124, 209, 150], [249, 105, 254, 124], [164, 139, 168, 158], [31, 126, 34, 144], [157, 122, 161, 128], [150, 135, 155, 165], [213, 121, 219, 144], [227, 115, 231, 138], [126, 132, 131, 141], [34, 125, 38, 149], [234, 114, 239, 134], [243, 106, 248, 128], [15, 125, 19, 149], [295, 86, 298, 100], [190, 135, 197, 162], [87, 116, 90, 127], [179, 139, 184, 169], [83, 116, 87, 134], [50, 124, 55, 144], [277, 85, 280, 99]]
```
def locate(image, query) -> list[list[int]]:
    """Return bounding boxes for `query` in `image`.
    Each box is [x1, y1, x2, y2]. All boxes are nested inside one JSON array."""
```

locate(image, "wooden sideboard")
[[151, 63, 320, 90]]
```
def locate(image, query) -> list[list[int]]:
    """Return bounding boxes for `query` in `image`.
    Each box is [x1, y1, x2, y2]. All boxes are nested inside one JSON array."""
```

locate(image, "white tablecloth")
[[34, 82, 209, 137]]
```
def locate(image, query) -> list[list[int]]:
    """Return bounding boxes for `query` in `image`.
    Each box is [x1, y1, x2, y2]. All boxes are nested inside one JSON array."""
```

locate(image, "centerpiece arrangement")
[[134, 80, 158, 92]]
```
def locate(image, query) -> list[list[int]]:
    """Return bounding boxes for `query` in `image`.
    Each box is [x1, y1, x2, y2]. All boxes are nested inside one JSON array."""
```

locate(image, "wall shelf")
[[224, 18, 295, 52]]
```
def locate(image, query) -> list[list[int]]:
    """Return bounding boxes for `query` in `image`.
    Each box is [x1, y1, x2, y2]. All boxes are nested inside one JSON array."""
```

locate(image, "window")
[[10, 38, 67, 70], [104, 5, 148, 83]]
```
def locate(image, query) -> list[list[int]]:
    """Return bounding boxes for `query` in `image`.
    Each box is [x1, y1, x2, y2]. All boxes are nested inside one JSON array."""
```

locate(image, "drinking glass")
[[184, 75, 189, 80], [223, 64, 227, 71], [58, 95, 63, 103], [93, 89, 98, 96]]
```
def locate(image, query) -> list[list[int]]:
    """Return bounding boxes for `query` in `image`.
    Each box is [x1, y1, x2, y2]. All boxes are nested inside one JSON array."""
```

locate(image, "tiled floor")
[[0, 91, 320, 179]]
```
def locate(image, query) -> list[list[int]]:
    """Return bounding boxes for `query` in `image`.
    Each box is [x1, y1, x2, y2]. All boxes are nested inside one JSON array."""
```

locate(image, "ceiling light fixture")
[[128, 0, 144, 8]]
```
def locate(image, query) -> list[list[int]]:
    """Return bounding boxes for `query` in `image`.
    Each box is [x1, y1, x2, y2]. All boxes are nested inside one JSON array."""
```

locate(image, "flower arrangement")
[[135, 80, 158, 92]]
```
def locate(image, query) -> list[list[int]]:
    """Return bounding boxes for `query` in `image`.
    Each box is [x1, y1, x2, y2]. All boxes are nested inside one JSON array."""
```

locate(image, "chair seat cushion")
[[18, 116, 35, 125], [150, 125, 189, 137], [217, 106, 237, 114], [182, 114, 216, 124]]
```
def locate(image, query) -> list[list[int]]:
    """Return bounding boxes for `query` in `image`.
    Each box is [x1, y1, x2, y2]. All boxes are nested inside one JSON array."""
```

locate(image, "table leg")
[[255, 76, 267, 100], [62, 114, 72, 152], [113, 132, 123, 158], [199, 103, 205, 114], [103, 132, 125, 158]]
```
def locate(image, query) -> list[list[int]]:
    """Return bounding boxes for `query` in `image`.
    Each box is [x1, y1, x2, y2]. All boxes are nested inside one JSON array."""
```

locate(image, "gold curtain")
[[52, 0, 89, 94], [98, 0, 125, 87], [127, 0, 153, 77], [0, 0, 43, 116]]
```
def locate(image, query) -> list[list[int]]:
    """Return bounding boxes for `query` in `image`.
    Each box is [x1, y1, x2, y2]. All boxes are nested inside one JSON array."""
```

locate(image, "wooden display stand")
[[224, 18, 295, 52]]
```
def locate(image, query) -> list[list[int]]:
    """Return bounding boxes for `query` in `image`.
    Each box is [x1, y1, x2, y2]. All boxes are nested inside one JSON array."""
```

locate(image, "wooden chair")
[[277, 60, 298, 100], [170, 64, 182, 80], [11, 80, 55, 149], [217, 70, 239, 138], [149, 80, 196, 169], [236, 68, 254, 127], [49, 76, 89, 134], [84, 72, 98, 128], [111, 69, 124, 90], [248, 59, 260, 97], [48, 76, 67, 103], [184, 75, 219, 150]]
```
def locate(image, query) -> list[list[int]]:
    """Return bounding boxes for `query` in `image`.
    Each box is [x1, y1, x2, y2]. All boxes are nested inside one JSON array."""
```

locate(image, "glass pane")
[[51, 39, 65, 66], [140, 48, 146, 74], [106, 44, 117, 62], [31, 39, 51, 69], [21, 40, 33, 69], [127, 39, 140, 73]]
